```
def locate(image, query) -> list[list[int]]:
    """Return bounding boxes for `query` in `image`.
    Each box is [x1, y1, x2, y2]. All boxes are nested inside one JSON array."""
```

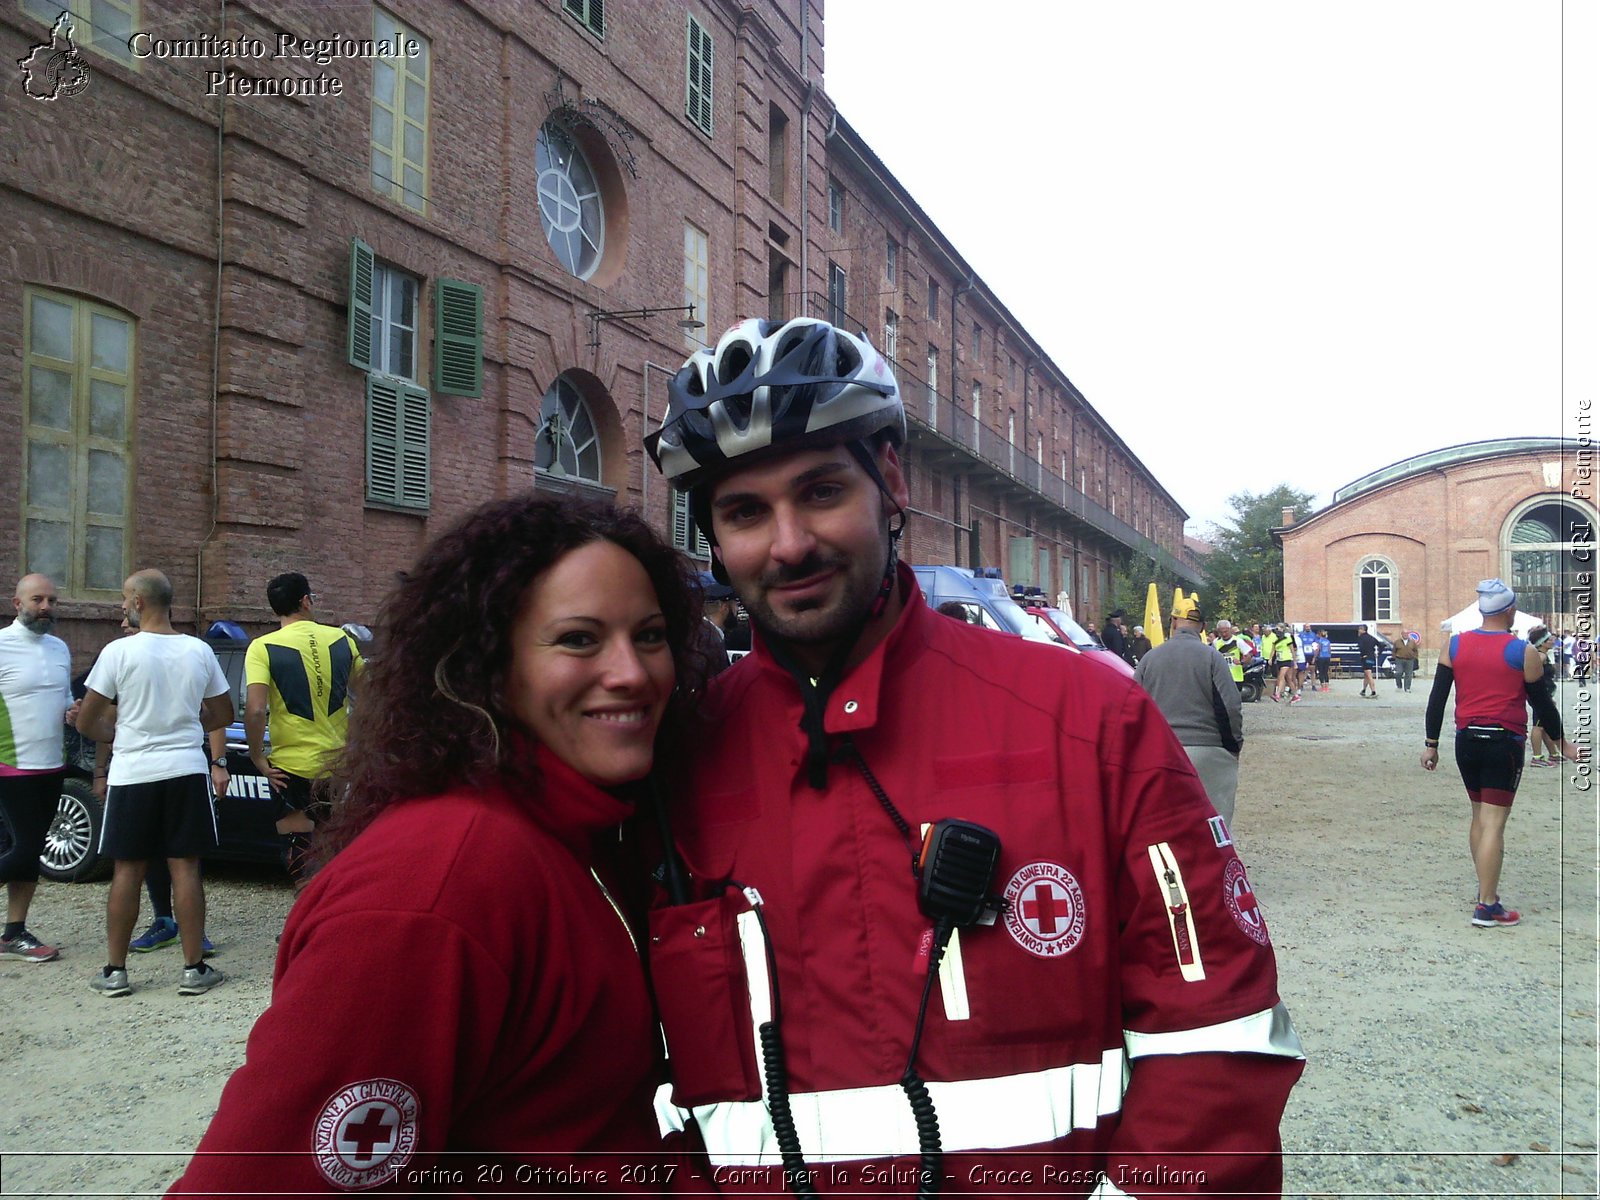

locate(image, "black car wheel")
[[39, 776, 109, 883]]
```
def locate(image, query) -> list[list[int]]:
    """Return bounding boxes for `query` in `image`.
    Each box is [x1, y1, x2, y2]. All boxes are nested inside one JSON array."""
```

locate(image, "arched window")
[[535, 376, 600, 482], [1357, 557, 1395, 622], [536, 121, 605, 280], [1507, 498, 1594, 624]]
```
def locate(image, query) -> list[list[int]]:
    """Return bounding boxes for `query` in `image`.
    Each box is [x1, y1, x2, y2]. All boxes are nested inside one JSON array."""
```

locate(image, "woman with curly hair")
[[173, 495, 701, 1194]]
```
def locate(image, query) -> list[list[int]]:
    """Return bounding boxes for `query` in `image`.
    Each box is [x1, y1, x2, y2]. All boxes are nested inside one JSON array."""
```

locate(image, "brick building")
[[3, 0, 1200, 666], [1278, 438, 1589, 669]]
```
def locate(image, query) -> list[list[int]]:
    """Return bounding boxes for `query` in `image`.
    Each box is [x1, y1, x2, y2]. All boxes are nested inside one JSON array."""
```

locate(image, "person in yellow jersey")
[[245, 574, 364, 884], [1213, 619, 1251, 687]]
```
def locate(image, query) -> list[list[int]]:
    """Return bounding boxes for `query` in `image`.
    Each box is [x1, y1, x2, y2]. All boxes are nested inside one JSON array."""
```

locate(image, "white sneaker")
[[178, 962, 224, 995]]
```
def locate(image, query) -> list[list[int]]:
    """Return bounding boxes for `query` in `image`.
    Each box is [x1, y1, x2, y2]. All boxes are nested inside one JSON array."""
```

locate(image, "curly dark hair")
[[313, 493, 705, 865]]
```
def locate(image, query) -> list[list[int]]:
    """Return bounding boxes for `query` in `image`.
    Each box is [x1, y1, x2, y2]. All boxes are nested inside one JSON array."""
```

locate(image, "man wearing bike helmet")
[[645, 318, 1303, 1198]]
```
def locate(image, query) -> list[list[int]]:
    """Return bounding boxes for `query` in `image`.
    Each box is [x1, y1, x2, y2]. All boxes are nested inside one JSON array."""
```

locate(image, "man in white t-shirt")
[[76, 570, 233, 998], [0, 573, 77, 963]]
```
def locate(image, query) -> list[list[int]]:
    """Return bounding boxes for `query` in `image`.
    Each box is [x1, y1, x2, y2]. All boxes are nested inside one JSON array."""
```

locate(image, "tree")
[[1108, 552, 1182, 632], [1204, 485, 1316, 623]]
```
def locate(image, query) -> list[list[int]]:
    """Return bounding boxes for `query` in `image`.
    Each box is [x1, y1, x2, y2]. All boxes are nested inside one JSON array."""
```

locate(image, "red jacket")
[[650, 568, 1303, 1197], [172, 746, 667, 1194]]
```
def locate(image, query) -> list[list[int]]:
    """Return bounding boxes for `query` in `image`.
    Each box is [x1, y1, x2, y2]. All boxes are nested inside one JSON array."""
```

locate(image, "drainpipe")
[[951, 276, 974, 430], [195, 0, 226, 620], [641, 361, 677, 530], [798, 9, 814, 306]]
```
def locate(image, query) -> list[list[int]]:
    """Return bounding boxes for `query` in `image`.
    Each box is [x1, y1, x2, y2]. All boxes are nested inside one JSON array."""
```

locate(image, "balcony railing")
[[788, 292, 1204, 584]]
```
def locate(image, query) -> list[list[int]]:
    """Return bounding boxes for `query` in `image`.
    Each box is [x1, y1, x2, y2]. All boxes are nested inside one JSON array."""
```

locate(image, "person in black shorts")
[[1421, 580, 1585, 928], [76, 571, 235, 996]]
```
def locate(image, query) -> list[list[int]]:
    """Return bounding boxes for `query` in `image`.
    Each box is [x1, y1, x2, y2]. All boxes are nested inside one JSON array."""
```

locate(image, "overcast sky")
[[824, 2, 1593, 535]]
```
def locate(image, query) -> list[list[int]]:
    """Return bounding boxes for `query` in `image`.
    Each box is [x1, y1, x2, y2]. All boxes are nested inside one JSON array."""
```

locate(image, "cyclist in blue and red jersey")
[[1420, 579, 1585, 928]]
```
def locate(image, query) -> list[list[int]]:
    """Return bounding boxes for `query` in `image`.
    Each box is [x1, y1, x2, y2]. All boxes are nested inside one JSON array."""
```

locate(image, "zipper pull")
[[1163, 868, 1186, 915]]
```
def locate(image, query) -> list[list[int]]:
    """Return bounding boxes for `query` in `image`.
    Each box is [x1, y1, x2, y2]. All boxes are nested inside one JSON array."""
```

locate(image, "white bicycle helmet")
[[646, 317, 904, 491]]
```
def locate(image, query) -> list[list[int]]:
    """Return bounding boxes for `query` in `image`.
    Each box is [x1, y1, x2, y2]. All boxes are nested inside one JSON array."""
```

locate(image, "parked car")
[[1021, 605, 1137, 679], [39, 623, 287, 883], [909, 565, 1135, 677]]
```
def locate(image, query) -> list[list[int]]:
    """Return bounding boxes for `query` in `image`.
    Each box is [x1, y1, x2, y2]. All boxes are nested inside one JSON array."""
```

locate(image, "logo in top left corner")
[[19, 11, 91, 102]]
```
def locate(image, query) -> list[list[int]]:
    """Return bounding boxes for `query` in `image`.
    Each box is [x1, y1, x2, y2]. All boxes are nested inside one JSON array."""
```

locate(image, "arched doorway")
[[1503, 496, 1597, 627]]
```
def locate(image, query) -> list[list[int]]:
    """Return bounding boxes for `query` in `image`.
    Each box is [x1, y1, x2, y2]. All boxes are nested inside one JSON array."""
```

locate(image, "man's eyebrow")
[[712, 460, 853, 511]]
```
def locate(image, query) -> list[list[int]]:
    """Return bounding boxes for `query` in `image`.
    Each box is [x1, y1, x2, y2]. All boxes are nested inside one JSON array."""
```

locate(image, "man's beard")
[[16, 609, 55, 635], [124, 607, 141, 630], [743, 548, 886, 647]]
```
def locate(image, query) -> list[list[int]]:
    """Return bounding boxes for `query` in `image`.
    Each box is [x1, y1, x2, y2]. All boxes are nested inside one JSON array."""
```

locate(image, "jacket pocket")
[[648, 893, 763, 1108]]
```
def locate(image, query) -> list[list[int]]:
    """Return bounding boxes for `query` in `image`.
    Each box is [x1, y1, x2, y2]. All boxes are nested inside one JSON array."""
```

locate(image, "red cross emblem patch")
[[1223, 858, 1270, 946], [1002, 861, 1087, 958], [314, 1077, 420, 1189]]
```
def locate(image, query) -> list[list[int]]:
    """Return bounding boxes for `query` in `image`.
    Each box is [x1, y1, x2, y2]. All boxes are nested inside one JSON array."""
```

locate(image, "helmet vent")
[[717, 343, 753, 387]]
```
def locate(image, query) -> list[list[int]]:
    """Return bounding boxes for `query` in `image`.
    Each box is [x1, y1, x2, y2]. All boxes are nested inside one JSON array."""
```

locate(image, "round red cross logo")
[[1224, 858, 1270, 946], [1003, 861, 1087, 958], [313, 1077, 420, 1190]]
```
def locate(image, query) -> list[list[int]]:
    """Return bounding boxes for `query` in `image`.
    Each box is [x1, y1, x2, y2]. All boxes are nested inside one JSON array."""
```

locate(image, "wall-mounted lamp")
[[588, 304, 704, 348]]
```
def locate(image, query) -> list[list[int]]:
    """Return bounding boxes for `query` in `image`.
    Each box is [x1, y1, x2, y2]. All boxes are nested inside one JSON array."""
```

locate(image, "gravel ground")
[[2, 677, 1596, 1197]]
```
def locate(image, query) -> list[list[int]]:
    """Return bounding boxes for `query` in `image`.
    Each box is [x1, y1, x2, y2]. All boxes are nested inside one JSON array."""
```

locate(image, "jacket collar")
[[744, 562, 927, 737], [519, 739, 638, 858]]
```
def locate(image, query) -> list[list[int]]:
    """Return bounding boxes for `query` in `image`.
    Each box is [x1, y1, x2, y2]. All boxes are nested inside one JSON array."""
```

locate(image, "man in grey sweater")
[[1134, 592, 1245, 825]]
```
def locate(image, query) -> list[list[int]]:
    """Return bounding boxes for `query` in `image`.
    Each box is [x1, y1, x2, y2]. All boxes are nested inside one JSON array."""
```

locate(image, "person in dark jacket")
[[1128, 625, 1153, 665], [1102, 610, 1130, 663]]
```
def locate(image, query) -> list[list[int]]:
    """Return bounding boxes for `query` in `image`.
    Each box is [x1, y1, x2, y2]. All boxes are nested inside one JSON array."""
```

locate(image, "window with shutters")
[[347, 240, 478, 510], [535, 375, 601, 483], [684, 223, 709, 350], [21, 288, 135, 596], [356, 260, 419, 382], [371, 8, 429, 213], [563, 0, 603, 38], [22, 0, 137, 66], [673, 491, 711, 559], [685, 15, 714, 136]]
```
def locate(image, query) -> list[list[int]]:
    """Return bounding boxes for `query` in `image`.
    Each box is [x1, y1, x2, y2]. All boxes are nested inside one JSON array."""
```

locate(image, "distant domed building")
[[1276, 438, 1588, 667]]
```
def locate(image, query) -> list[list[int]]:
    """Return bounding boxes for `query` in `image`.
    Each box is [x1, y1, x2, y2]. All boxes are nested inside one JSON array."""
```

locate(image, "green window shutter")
[[400, 383, 432, 508], [672, 490, 710, 557], [348, 239, 375, 371], [686, 18, 713, 136], [434, 278, 483, 397], [366, 374, 400, 504]]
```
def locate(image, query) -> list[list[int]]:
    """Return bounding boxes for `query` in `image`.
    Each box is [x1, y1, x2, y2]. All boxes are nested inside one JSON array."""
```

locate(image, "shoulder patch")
[[1223, 858, 1270, 946], [314, 1077, 420, 1190]]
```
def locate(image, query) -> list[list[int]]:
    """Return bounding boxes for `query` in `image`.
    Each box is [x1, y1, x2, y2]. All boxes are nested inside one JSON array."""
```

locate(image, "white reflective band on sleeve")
[[654, 1080, 690, 1138], [1147, 841, 1205, 982], [1086, 1177, 1134, 1199], [690, 1048, 1126, 1166], [1123, 1001, 1306, 1061]]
